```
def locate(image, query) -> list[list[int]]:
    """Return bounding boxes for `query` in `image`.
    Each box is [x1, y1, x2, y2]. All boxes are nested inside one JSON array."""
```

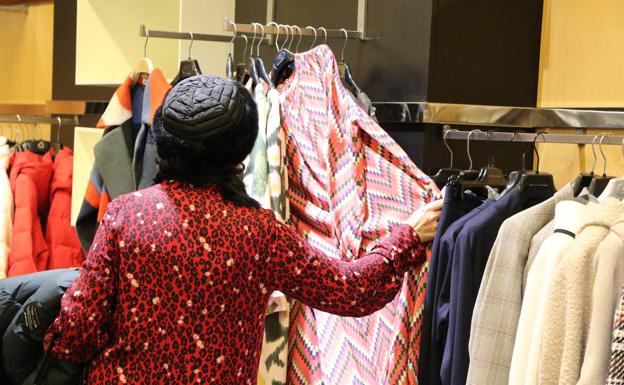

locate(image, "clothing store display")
[[44, 180, 426, 384], [538, 198, 624, 385], [46, 148, 83, 270], [2, 268, 81, 385], [0, 137, 13, 279], [419, 182, 484, 385], [278, 45, 439, 385], [442, 188, 529, 385], [8, 149, 53, 277], [607, 286, 624, 385], [577, 215, 624, 385], [509, 200, 595, 385], [76, 68, 170, 251], [467, 184, 573, 385]]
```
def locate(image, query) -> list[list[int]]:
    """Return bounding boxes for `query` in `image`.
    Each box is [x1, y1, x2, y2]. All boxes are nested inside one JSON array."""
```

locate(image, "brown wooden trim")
[[52, 0, 116, 101], [46, 100, 86, 115], [0, 0, 51, 5], [0, 103, 47, 115]]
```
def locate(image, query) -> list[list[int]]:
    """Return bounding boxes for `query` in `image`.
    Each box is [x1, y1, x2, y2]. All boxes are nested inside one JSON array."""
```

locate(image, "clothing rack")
[[222, 18, 368, 41], [139, 24, 268, 44], [444, 129, 624, 146], [0, 115, 78, 125]]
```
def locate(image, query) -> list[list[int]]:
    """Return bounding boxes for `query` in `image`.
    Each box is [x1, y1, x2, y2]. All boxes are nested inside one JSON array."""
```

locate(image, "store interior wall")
[[537, 0, 624, 187], [0, 2, 53, 140]]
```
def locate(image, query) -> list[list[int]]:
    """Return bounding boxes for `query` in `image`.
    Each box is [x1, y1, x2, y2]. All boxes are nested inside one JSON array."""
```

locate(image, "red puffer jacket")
[[46, 147, 84, 269], [8, 149, 53, 276]]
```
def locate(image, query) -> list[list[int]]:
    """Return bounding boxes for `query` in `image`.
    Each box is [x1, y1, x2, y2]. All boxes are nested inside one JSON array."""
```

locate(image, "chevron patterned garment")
[[243, 80, 291, 385], [278, 45, 440, 385]]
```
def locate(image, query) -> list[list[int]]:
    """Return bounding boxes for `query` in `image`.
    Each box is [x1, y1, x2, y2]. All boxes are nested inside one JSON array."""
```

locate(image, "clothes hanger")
[[476, 130, 507, 189], [171, 31, 202, 85], [571, 133, 601, 196], [318, 27, 328, 46], [305, 26, 318, 50], [53, 117, 63, 153], [254, 23, 274, 89], [235, 35, 249, 83], [246, 23, 260, 86], [271, 23, 296, 87], [19, 116, 50, 155], [430, 127, 461, 188], [226, 19, 237, 80], [503, 133, 556, 207], [338, 28, 363, 97], [292, 25, 303, 53], [456, 129, 483, 182], [598, 137, 624, 200], [135, 29, 154, 80], [588, 133, 614, 196]]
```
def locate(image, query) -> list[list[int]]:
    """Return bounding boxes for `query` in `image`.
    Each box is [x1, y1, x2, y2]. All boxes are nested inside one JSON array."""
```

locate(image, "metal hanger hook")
[[287, 25, 295, 51], [599, 133, 611, 176], [143, 29, 149, 57], [267, 22, 279, 52], [281, 24, 290, 51], [591, 133, 602, 173], [228, 19, 237, 54], [187, 31, 194, 59], [466, 129, 483, 170], [340, 28, 348, 62], [56, 117, 62, 143], [532, 132, 547, 173], [318, 27, 328, 45], [240, 35, 248, 60], [256, 23, 265, 56], [443, 126, 457, 168], [293, 25, 302, 52], [305, 26, 317, 49], [249, 23, 259, 56]]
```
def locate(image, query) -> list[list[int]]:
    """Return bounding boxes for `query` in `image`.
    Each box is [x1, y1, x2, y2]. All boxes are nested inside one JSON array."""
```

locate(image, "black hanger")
[[457, 129, 484, 183], [502, 133, 556, 207], [234, 35, 250, 83], [588, 133, 614, 196], [572, 134, 601, 196], [271, 24, 296, 87], [171, 32, 202, 86], [254, 24, 274, 89], [226, 21, 237, 81], [431, 128, 461, 188], [20, 118, 51, 155], [476, 130, 507, 188], [53, 117, 63, 153]]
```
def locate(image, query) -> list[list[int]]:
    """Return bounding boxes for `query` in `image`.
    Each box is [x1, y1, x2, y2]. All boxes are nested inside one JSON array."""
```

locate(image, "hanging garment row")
[[0, 119, 82, 279], [419, 130, 624, 385], [0, 19, 439, 385]]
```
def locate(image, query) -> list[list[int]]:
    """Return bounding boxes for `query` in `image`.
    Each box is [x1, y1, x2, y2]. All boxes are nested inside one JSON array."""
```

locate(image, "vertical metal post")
[[266, 0, 276, 45], [357, 0, 367, 40]]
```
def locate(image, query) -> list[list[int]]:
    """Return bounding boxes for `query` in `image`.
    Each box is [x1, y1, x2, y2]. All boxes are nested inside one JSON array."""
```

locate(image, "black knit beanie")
[[152, 75, 258, 168]]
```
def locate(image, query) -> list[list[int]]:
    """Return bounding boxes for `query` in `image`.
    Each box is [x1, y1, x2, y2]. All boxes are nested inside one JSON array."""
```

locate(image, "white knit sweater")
[[509, 200, 596, 385], [538, 198, 624, 385]]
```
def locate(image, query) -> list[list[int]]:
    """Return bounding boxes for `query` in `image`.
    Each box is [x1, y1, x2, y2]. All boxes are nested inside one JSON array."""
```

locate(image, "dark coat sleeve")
[[2, 268, 80, 385]]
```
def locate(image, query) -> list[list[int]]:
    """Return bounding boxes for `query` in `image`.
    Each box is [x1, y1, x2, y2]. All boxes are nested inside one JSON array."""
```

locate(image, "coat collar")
[[96, 68, 171, 128]]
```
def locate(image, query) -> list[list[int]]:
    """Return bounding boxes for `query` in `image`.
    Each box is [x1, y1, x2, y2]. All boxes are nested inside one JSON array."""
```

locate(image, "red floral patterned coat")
[[45, 181, 424, 384]]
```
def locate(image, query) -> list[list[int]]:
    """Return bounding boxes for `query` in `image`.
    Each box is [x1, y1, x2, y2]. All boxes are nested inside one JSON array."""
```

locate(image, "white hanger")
[[135, 28, 154, 78]]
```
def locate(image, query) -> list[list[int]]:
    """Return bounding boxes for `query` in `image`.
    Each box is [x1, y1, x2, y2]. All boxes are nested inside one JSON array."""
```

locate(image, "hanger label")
[[273, 51, 287, 70]]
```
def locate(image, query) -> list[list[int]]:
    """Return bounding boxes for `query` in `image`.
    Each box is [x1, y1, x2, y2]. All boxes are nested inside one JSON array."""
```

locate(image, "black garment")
[[0, 269, 82, 385], [418, 182, 484, 385]]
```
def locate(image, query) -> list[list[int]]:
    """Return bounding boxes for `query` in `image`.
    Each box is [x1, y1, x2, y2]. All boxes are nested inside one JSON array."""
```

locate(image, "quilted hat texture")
[[153, 75, 258, 166]]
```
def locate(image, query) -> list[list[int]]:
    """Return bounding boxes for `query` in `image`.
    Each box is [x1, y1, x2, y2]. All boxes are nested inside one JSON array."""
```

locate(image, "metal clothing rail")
[[373, 102, 624, 129], [444, 129, 624, 146], [222, 18, 368, 40], [139, 24, 269, 44], [0, 115, 79, 125]]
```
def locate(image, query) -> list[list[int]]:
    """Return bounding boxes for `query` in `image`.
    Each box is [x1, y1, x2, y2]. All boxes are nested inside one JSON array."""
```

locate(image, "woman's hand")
[[405, 200, 443, 242]]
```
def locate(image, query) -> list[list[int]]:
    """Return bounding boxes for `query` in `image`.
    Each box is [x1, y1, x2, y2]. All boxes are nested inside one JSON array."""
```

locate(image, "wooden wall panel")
[[538, 0, 624, 107]]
